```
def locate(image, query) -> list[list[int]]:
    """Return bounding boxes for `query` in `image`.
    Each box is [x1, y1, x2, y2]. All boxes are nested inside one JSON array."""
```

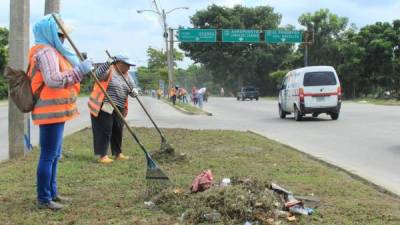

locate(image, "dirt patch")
[[150, 177, 296, 224]]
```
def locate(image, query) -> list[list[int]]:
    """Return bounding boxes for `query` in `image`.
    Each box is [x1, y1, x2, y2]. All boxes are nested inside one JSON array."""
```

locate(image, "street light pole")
[[161, 9, 173, 92], [137, 4, 188, 93], [168, 27, 174, 88]]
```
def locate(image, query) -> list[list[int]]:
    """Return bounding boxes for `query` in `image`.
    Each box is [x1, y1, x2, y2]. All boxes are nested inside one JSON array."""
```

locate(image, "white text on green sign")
[[178, 29, 216, 42], [265, 30, 303, 43], [222, 29, 261, 42]]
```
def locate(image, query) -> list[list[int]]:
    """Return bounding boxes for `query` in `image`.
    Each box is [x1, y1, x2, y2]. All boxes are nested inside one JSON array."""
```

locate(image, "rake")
[[105, 50, 175, 154], [52, 14, 171, 193]]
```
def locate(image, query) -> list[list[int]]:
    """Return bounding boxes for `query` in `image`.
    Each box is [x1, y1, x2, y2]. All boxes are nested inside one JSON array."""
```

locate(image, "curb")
[[160, 98, 213, 116], [175, 104, 213, 116]]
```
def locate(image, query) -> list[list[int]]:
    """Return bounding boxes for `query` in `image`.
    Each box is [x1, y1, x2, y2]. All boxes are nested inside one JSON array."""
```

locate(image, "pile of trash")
[[146, 170, 319, 225]]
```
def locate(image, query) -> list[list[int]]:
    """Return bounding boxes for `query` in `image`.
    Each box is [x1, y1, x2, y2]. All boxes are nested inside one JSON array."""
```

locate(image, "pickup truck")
[[236, 86, 259, 101]]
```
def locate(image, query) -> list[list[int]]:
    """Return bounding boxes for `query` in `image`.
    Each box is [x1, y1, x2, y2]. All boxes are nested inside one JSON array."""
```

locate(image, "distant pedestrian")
[[169, 86, 177, 105], [179, 87, 188, 103], [220, 87, 224, 97], [191, 86, 198, 105], [156, 89, 162, 99], [197, 87, 206, 108]]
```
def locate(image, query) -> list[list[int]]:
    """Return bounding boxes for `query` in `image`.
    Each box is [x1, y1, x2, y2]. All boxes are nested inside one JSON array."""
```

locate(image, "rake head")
[[145, 152, 172, 198], [160, 138, 175, 154]]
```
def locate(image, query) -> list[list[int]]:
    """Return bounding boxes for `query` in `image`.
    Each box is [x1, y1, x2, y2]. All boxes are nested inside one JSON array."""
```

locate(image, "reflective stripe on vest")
[[89, 92, 102, 106], [35, 96, 77, 108], [88, 102, 99, 115], [88, 69, 113, 117], [32, 108, 78, 120]]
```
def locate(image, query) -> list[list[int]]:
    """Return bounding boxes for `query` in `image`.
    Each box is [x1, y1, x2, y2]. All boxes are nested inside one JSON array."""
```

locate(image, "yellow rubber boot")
[[99, 155, 113, 164], [115, 153, 129, 160]]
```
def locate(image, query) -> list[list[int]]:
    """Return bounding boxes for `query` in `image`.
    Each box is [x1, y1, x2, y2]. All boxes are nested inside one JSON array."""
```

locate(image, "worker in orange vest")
[[30, 15, 94, 210], [88, 55, 137, 164], [169, 86, 177, 105]]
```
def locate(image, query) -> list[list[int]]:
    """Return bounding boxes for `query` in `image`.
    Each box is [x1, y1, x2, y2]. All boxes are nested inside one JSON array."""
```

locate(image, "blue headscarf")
[[33, 14, 80, 67]]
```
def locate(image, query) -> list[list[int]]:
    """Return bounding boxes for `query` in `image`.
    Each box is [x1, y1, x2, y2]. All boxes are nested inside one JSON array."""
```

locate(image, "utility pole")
[[304, 30, 313, 67], [161, 9, 173, 92], [8, 0, 30, 159], [303, 31, 308, 67], [168, 27, 174, 87], [44, 0, 60, 15], [304, 43, 308, 67]]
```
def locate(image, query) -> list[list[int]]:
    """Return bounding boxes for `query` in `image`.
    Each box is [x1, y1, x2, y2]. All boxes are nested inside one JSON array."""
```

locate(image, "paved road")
[[0, 98, 92, 161], [1, 97, 399, 196]]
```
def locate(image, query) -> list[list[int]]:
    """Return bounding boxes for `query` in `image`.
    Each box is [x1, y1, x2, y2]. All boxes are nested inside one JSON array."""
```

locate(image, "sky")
[[0, 0, 399, 68]]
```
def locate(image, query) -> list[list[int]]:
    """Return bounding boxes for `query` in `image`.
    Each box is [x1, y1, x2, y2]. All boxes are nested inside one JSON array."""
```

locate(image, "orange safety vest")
[[169, 88, 176, 97], [88, 66, 128, 117], [29, 45, 80, 125]]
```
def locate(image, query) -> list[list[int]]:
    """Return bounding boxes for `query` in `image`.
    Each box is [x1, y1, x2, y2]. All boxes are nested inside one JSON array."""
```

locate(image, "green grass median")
[[160, 97, 210, 115], [0, 128, 399, 224], [352, 98, 400, 106]]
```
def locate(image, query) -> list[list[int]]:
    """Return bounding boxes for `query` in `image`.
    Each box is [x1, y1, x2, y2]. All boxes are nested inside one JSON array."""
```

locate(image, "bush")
[[0, 75, 8, 99]]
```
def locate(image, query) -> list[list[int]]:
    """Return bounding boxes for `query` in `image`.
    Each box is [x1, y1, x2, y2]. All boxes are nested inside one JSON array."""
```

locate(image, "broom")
[[52, 14, 171, 194], [105, 50, 175, 154]]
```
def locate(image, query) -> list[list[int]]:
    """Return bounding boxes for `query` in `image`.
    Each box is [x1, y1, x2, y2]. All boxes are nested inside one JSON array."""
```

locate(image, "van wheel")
[[255, 97, 259, 101], [331, 113, 339, 120], [294, 105, 302, 121], [279, 104, 286, 119], [312, 113, 319, 118]]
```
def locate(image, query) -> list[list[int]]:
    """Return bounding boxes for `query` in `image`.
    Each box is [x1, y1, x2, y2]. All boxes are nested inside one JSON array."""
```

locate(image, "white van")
[[278, 66, 341, 121]]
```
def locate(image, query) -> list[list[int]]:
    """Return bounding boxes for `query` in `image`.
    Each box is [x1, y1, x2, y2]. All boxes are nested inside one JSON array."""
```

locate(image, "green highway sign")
[[265, 30, 303, 44], [178, 29, 216, 42], [222, 29, 260, 42]]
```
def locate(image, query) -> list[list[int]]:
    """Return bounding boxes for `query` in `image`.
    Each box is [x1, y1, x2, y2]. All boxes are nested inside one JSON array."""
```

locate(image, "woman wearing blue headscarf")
[[30, 14, 93, 210]]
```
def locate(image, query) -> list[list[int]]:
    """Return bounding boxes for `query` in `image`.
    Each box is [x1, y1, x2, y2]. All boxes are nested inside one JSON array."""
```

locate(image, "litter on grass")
[[147, 176, 318, 224]]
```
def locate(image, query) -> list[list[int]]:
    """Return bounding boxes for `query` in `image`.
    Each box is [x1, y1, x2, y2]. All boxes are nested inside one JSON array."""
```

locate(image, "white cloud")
[[215, 0, 244, 7]]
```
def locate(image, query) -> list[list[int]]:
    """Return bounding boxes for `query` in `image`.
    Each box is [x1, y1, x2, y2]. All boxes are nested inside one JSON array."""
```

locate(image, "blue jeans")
[[182, 96, 188, 103], [37, 122, 65, 203], [198, 94, 204, 108]]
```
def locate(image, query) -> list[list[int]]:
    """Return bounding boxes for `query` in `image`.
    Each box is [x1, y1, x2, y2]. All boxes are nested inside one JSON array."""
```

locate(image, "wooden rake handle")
[[51, 14, 150, 156]]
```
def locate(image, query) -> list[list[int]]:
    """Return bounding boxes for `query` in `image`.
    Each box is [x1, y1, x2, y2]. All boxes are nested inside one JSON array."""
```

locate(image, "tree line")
[[1, 5, 400, 99], [179, 5, 400, 98]]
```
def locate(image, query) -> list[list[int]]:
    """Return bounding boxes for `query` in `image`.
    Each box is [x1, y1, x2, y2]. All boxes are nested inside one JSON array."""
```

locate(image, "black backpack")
[[4, 65, 44, 113]]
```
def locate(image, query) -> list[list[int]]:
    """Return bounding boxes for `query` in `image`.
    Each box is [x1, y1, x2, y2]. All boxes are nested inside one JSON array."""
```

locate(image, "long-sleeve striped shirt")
[[35, 47, 84, 88], [97, 66, 136, 109]]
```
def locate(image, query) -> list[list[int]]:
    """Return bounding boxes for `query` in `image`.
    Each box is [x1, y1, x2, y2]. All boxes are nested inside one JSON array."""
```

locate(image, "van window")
[[281, 77, 288, 89], [303, 72, 337, 86]]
